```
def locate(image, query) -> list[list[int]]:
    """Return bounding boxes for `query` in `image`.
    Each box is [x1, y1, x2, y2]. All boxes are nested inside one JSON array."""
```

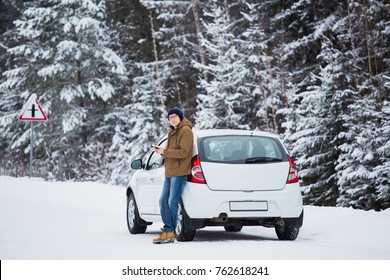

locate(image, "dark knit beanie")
[[167, 107, 184, 121]]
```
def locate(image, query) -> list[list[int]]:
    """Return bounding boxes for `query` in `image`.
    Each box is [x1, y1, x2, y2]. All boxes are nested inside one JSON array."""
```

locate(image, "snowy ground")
[[1, 176, 389, 279]]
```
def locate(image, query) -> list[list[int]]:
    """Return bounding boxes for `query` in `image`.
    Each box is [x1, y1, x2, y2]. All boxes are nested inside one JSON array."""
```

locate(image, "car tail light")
[[188, 155, 206, 184], [287, 155, 299, 184]]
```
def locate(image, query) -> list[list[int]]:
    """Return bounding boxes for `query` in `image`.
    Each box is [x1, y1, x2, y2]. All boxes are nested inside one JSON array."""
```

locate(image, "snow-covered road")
[[1, 176, 389, 279], [1, 176, 389, 260]]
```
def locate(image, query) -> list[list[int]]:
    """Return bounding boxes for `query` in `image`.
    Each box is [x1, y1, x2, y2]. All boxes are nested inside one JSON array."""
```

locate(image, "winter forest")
[[0, 0, 389, 211]]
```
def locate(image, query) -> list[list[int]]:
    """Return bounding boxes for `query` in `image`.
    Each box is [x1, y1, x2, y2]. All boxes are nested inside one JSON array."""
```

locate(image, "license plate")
[[229, 201, 268, 211]]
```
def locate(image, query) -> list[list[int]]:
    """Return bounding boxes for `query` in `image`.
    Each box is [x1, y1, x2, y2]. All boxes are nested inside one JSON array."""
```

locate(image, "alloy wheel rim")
[[176, 205, 183, 234], [128, 198, 135, 228]]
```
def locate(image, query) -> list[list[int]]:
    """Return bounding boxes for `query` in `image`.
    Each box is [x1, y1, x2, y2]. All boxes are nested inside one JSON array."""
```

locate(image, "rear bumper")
[[181, 182, 303, 219]]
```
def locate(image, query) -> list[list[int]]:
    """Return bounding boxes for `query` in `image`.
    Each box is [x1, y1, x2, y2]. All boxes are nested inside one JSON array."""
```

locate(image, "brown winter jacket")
[[163, 118, 194, 177]]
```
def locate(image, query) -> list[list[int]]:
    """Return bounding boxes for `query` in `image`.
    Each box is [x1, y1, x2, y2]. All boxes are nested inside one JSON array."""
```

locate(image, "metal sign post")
[[19, 94, 47, 178], [30, 122, 34, 178]]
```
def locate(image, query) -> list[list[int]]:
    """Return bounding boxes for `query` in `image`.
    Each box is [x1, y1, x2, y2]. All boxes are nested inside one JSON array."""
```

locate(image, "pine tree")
[[374, 99, 390, 210], [0, 0, 26, 175], [143, 0, 197, 112], [335, 0, 390, 210], [0, 0, 126, 180], [236, 1, 272, 131], [289, 36, 340, 206], [107, 0, 199, 184], [194, 0, 247, 129], [336, 92, 383, 210], [371, 0, 390, 210], [108, 60, 166, 185]]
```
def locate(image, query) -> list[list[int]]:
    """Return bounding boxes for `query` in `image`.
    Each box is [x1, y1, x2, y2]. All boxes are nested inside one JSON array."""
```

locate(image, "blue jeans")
[[159, 175, 187, 233]]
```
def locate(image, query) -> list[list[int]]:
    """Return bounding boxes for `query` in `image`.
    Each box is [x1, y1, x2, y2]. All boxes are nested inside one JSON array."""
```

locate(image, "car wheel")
[[224, 225, 243, 232], [175, 202, 196, 242], [275, 224, 299, 240], [127, 192, 147, 234]]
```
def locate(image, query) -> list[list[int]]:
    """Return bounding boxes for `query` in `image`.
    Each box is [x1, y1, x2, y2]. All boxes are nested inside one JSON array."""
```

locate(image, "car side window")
[[145, 139, 167, 170], [146, 152, 162, 170]]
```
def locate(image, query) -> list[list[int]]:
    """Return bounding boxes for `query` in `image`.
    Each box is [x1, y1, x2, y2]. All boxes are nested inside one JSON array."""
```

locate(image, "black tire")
[[175, 202, 196, 242], [275, 224, 299, 240], [127, 192, 147, 234], [224, 225, 243, 232]]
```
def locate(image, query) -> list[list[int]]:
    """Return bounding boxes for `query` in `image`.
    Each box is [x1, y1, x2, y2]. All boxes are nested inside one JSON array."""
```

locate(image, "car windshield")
[[198, 135, 286, 164]]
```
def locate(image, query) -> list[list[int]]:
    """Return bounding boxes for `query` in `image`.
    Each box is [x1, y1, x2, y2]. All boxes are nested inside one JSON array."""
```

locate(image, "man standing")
[[152, 107, 194, 244]]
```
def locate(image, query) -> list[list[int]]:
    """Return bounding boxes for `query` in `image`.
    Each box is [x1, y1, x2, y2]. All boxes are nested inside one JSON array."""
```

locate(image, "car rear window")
[[198, 135, 287, 164]]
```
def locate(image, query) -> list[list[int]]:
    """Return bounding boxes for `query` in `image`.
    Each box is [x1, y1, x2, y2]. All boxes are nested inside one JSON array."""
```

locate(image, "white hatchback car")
[[126, 129, 303, 241]]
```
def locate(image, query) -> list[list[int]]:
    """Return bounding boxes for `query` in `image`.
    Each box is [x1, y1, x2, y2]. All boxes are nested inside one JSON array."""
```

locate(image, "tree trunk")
[[265, 49, 278, 132], [148, 8, 162, 136], [347, 0, 359, 89], [148, 8, 164, 107], [191, 0, 208, 83], [256, 61, 269, 130]]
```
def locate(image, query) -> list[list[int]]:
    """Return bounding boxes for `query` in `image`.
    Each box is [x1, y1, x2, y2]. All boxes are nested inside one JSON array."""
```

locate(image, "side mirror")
[[131, 159, 143, 170]]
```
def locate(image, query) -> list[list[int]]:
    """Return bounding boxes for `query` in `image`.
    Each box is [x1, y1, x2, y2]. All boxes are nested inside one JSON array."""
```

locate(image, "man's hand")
[[153, 145, 165, 155]]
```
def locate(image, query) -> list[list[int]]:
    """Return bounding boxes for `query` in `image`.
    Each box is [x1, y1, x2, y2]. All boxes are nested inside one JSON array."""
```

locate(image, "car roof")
[[193, 129, 279, 139]]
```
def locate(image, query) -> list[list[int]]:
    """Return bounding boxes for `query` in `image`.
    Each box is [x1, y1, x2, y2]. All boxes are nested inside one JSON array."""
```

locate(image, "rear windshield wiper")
[[245, 157, 283, 163]]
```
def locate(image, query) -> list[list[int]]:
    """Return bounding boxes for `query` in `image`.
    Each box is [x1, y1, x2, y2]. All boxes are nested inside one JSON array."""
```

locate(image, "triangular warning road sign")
[[19, 94, 48, 121]]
